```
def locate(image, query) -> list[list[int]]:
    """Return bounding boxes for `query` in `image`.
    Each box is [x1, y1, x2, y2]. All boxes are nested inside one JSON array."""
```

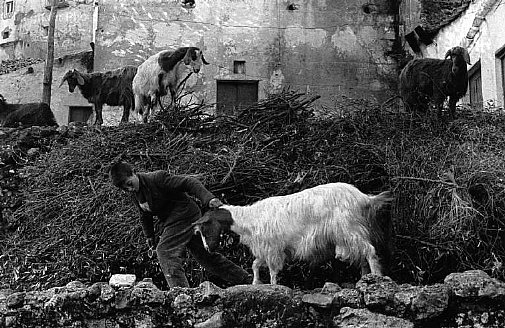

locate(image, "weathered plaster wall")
[[399, 0, 423, 33], [0, 0, 94, 61], [0, 55, 93, 125], [95, 0, 398, 112], [423, 0, 505, 108]]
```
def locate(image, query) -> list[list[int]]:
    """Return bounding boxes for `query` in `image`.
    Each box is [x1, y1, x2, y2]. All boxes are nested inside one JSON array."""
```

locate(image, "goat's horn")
[[201, 53, 210, 65], [463, 49, 471, 65], [58, 75, 68, 88]]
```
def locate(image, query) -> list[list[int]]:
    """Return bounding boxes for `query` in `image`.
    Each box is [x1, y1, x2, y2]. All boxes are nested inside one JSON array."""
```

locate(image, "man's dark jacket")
[[133, 171, 215, 239]]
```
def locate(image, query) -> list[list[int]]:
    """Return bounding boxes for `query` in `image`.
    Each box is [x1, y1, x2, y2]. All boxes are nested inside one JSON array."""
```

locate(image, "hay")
[[1, 90, 505, 291]]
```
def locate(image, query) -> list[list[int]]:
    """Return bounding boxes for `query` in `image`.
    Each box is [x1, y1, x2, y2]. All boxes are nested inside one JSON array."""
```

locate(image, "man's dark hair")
[[110, 162, 134, 187]]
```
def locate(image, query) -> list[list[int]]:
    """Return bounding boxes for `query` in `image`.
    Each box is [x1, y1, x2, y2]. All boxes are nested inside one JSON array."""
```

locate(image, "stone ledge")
[[1, 270, 504, 327]]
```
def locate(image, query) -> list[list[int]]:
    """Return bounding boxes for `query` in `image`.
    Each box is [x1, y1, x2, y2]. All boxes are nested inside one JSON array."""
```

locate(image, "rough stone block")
[[109, 274, 136, 288], [131, 281, 166, 305], [195, 311, 224, 328], [334, 307, 414, 328], [444, 270, 505, 300], [302, 293, 334, 309], [411, 284, 449, 321], [195, 281, 225, 304], [321, 282, 342, 294], [333, 288, 364, 309], [393, 284, 421, 317], [356, 274, 398, 312]]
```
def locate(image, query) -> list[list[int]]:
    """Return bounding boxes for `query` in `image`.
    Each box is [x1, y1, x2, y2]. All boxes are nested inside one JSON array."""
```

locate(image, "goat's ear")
[[183, 48, 192, 65], [201, 53, 210, 65], [444, 49, 452, 59], [76, 73, 85, 85]]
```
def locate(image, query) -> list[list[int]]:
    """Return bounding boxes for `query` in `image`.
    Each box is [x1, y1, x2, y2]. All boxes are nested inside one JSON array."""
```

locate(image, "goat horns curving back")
[[445, 46, 471, 65]]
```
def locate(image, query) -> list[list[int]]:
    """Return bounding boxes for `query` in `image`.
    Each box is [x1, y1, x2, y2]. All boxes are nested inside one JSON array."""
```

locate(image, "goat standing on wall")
[[399, 46, 471, 118], [0, 94, 57, 127], [132, 47, 209, 123], [193, 183, 393, 285], [59, 65, 138, 125]]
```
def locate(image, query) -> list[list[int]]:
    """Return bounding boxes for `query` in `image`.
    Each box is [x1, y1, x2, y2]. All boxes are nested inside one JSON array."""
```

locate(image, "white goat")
[[132, 47, 209, 122], [193, 183, 393, 285]]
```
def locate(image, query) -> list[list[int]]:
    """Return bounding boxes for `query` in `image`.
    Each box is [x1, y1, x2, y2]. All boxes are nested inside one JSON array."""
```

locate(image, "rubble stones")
[[109, 274, 137, 288], [334, 307, 415, 328], [0, 271, 504, 327], [444, 270, 505, 300]]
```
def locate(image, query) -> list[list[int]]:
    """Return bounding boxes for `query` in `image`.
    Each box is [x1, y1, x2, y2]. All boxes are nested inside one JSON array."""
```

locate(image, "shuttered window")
[[497, 45, 505, 107], [468, 61, 482, 110], [216, 80, 258, 115]]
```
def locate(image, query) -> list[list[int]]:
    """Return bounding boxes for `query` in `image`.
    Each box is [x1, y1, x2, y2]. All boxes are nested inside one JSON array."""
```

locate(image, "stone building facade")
[[1, 0, 401, 125]]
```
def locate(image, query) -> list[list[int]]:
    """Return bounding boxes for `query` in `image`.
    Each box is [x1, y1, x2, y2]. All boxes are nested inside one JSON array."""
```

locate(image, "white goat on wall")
[[132, 46, 209, 122], [193, 182, 393, 285]]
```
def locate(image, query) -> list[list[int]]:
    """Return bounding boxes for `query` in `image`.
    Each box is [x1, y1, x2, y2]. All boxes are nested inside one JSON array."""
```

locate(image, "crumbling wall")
[[95, 0, 399, 110], [1, 270, 504, 327], [0, 0, 94, 61], [0, 53, 94, 125]]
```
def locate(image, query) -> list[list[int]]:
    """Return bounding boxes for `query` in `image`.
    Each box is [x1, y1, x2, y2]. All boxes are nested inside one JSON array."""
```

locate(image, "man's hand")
[[147, 237, 156, 249], [208, 198, 223, 209], [147, 237, 156, 259]]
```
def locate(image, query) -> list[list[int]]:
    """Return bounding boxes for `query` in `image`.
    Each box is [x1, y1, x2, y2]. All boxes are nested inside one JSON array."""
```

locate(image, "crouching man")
[[109, 161, 250, 287]]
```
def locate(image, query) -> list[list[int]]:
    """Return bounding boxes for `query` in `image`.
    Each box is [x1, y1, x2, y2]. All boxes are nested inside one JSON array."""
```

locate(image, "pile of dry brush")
[[1, 90, 505, 292]]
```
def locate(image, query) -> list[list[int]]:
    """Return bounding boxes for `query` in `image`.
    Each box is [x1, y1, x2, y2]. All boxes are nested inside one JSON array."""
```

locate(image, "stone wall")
[[1, 270, 504, 327]]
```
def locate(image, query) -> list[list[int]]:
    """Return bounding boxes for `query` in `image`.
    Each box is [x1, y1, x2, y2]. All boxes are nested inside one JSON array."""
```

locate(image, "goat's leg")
[[120, 102, 130, 123], [94, 103, 103, 125], [252, 258, 264, 285], [360, 260, 371, 276], [169, 88, 176, 109], [448, 97, 457, 119], [143, 94, 156, 123], [268, 267, 280, 285], [365, 245, 383, 276], [266, 255, 284, 285]]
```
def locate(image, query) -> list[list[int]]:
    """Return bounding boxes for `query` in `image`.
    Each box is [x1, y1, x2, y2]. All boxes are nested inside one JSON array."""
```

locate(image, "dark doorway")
[[68, 106, 92, 123], [216, 80, 259, 115]]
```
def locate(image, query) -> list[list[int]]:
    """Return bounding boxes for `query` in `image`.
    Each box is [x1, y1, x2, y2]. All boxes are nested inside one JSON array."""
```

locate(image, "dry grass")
[[1, 91, 505, 291]]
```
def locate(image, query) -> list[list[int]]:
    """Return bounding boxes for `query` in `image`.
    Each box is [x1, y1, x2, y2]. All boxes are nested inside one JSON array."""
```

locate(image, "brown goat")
[[399, 46, 471, 118], [60, 66, 137, 125]]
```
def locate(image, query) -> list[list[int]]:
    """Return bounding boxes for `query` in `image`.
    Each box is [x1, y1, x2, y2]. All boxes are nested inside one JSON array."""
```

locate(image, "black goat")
[[0, 94, 57, 128], [399, 46, 471, 118], [60, 66, 137, 125]]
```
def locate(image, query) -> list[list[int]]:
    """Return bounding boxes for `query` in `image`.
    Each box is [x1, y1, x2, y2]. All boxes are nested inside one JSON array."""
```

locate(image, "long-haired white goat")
[[193, 183, 393, 285], [132, 46, 209, 122]]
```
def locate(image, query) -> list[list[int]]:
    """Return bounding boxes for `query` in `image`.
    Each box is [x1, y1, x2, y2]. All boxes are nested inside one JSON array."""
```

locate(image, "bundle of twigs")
[[2, 90, 505, 292]]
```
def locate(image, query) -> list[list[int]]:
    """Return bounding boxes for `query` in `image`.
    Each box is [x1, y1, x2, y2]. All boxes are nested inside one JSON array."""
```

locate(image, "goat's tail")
[[367, 190, 394, 274], [370, 191, 394, 209]]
